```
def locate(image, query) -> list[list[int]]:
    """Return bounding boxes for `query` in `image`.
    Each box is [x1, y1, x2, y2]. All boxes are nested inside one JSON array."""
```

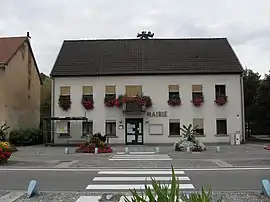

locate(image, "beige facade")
[[0, 41, 41, 130]]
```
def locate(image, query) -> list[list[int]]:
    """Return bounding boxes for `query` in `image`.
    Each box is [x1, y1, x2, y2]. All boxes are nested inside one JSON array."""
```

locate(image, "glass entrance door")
[[125, 118, 143, 145]]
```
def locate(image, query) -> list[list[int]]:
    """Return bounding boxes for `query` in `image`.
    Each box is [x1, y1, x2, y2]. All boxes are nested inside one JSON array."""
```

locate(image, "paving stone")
[[0, 160, 60, 168]]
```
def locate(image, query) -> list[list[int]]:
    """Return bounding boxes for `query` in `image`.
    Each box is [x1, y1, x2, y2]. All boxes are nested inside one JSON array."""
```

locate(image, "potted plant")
[[104, 95, 120, 107], [117, 94, 152, 108], [192, 95, 204, 107], [168, 94, 181, 106], [58, 95, 71, 111], [215, 95, 228, 106], [81, 95, 94, 110]]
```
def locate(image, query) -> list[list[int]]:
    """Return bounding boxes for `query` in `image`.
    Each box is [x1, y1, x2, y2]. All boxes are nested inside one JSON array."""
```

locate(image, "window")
[[168, 85, 180, 99], [216, 119, 227, 135], [105, 121, 116, 136], [192, 85, 203, 100], [215, 85, 226, 99], [82, 121, 93, 136], [60, 86, 70, 95], [58, 121, 71, 137], [125, 85, 142, 97], [169, 119, 180, 136], [193, 118, 204, 135], [105, 85, 116, 99], [82, 86, 93, 100]]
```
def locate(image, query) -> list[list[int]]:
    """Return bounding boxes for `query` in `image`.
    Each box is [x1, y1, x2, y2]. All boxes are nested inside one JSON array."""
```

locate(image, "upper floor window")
[[82, 86, 93, 99], [60, 86, 70, 96], [215, 85, 226, 99], [168, 85, 179, 99], [105, 85, 116, 99], [192, 85, 203, 100], [125, 85, 142, 97], [193, 118, 204, 135]]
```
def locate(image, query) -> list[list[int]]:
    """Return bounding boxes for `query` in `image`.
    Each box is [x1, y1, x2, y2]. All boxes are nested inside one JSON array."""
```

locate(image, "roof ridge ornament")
[[137, 31, 154, 39]]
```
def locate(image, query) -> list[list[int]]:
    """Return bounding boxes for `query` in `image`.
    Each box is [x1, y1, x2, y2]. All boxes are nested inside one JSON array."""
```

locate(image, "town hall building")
[[50, 36, 244, 145]]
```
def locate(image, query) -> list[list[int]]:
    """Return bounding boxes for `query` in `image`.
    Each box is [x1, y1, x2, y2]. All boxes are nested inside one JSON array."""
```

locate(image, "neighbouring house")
[[0, 32, 41, 131], [50, 37, 244, 145]]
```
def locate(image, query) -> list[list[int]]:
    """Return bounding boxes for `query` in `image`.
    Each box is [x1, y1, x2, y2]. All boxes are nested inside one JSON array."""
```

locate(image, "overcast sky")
[[0, 0, 269, 76]]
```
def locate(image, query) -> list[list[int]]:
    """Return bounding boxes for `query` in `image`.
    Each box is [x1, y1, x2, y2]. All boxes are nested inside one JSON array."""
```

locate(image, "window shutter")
[[168, 85, 179, 92], [60, 86, 70, 95], [105, 86, 116, 94], [125, 85, 142, 97], [83, 86, 93, 95], [192, 85, 202, 92]]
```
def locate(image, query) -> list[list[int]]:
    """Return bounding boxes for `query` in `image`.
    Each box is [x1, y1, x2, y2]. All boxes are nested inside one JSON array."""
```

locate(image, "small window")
[[105, 121, 116, 136], [169, 119, 180, 136], [168, 85, 179, 99], [192, 85, 203, 100], [82, 86, 93, 100], [215, 85, 226, 99], [125, 85, 142, 97], [58, 121, 71, 137], [82, 121, 93, 137], [193, 118, 204, 135], [216, 119, 227, 135], [105, 86, 116, 99], [60, 86, 70, 95]]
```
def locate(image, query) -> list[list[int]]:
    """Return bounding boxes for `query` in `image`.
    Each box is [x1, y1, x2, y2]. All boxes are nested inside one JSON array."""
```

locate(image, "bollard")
[[28, 180, 38, 198], [94, 147, 98, 154], [125, 147, 129, 154], [186, 146, 190, 152], [155, 147, 160, 154], [216, 146, 220, 152], [261, 179, 270, 197], [64, 148, 69, 154]]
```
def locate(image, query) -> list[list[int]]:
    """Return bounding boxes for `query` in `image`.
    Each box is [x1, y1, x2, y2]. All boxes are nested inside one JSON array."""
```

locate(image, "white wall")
[[52, 74, 243, 144]]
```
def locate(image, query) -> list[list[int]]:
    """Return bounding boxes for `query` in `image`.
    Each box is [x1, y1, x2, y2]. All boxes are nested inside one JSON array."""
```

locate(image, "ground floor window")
[[106, 120, 116, 136], [216, 119, 227, 135], [193, 118, 204, 135], [82, 121, 93, 136], [57, 121, 70, 137], [169, 119, 180, 136]]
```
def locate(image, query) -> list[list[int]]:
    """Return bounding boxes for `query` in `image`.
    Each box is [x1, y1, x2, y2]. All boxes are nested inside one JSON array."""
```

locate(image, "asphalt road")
[[0, 168, 268, 192]]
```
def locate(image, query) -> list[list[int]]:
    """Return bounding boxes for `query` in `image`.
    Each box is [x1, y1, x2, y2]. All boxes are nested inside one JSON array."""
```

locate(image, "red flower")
[[215, 96, 227, 106], [82, 100, 94, 110], [191, 96, 204, 107]]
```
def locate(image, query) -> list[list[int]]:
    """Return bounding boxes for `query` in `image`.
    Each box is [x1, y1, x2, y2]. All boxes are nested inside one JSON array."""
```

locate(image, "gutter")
[[240, 74, 245, 143]]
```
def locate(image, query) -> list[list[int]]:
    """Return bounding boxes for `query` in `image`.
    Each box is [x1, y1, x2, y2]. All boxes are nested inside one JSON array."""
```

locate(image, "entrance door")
[[125, 118, 143, 145]]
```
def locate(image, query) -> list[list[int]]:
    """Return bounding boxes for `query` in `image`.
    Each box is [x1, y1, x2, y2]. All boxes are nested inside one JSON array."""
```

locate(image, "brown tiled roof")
[[0, 37, 27, 63], [51, 38, 243, 77]]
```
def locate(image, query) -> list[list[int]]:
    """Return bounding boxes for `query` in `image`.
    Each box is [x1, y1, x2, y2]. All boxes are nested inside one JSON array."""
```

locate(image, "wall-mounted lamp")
[[145, 119, 149, 124], [119, 120, 123, 124]]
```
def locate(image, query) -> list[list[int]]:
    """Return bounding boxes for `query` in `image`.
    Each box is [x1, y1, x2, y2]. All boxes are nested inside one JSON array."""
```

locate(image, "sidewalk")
[[1, 143, 270, 169], [0, 190, 268, 202]]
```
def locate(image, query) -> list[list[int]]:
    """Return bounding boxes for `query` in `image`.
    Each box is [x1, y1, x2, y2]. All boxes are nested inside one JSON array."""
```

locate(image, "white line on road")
[[98, 170, 185, 175], [86, 184, 194, 190], [117, 152, 156, 155], [93, 176, 190, 181], [1, 167, 270, 172], [113, 154, 169, 157], [75, 196, 101, 202], [109, 158, 172, 161]]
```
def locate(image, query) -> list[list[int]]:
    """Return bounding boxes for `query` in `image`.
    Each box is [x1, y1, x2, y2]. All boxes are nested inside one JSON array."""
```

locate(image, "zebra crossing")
[[76, 168, 195, 201], [109, 151, 172, 161]]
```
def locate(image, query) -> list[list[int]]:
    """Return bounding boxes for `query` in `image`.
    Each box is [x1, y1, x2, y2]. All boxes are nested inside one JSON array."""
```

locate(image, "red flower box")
[[168, 98, 181, 106], [82, 100, 94, 110], [215, 96, 228, 106], [192, 96, 204, 107]]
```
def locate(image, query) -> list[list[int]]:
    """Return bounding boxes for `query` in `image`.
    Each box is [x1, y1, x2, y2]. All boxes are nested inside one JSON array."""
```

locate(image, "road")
[[0, 168, 268, 192]]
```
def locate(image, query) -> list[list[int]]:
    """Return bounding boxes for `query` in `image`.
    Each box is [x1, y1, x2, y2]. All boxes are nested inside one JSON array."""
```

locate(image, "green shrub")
[[124, 166, 222, 202], [9, 128, 42, 146]]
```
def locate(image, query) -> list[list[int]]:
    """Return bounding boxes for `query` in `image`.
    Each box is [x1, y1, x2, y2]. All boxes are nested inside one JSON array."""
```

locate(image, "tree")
[[40, 73, 51, 119], [253, 72, 270, 134], [243, 69, 261, 135]]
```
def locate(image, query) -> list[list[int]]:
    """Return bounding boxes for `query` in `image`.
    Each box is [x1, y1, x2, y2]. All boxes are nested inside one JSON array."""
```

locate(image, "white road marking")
[[119, 196, 183, 202], [75, 196, 101, 202], [98, 170, 185, 175], [117, 151, 156, 155], [0, 192, 24, 202], [86, 184, 194, 190], [93, 176, 190, 181], [1, 167, 270, 172], [109, 158, 172, 161]]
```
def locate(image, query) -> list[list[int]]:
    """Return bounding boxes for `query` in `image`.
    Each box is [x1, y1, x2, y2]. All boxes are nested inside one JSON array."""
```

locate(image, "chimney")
[[27, 32, 31, 39]]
